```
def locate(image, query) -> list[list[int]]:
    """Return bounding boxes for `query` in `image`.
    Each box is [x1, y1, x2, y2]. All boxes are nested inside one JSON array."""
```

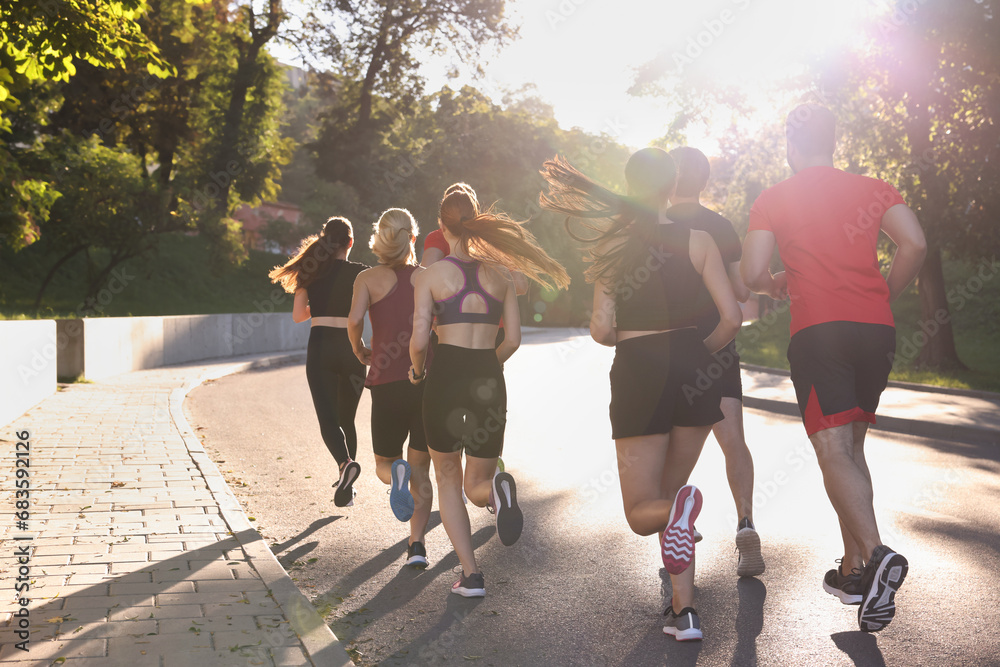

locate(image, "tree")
[[25, 132, 159, 308], [301, 0, 516, 198], [0, 0, 170, 250], [812, 0, 1000, 369], [41, 0, 293, 264]]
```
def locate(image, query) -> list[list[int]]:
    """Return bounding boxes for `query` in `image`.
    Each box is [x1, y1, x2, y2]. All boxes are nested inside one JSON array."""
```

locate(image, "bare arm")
[[292, 289, 310, 323], [880, 203, 927, 301], [692, 231, 742, 353], [728, 261, 751, 303], [741, 230, 788, 299], [590, 279, 617, 347], [347, 272, 372, 365], [409, 270, 434, 382], [421, 247, 445, 266], [496, 279, 521, 364]]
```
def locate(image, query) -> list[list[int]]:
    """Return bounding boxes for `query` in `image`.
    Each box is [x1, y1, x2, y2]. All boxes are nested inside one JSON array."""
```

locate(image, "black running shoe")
[[451, 571, 485, 597], [333, 461, 361, 508], [405, 541, 428, 569], [491, 472, 523, 546], [823, 559, 863, 605], [858, 545, 908, 632], [663, 606, 703, 641]]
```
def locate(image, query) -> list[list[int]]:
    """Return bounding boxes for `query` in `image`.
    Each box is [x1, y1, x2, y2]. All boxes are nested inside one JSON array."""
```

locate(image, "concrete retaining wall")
[[0, 320, 59, 428], [55, 313, 311, 381]]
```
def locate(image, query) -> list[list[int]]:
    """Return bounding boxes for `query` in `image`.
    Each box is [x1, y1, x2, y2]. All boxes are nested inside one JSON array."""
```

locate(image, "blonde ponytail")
[[370, 208, 419, 268]]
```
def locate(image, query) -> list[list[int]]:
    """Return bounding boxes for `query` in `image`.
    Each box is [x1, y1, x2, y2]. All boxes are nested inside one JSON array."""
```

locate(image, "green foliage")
[[0, 232, 290, 318], [0, 0, 172, 130]]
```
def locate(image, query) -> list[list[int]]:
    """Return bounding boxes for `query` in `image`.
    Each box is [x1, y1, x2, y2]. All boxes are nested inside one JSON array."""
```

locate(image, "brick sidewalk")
[[0, 355, 350, 667]]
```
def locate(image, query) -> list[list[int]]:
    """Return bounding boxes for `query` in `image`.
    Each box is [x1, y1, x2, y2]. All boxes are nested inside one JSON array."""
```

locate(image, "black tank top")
[[614, 223, 707, 331], [305, 260, 368, 317]]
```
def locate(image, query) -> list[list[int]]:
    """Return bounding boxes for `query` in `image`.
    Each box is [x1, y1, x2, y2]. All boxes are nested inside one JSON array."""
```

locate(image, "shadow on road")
[[270, 516, 340, 568], [731, 577, 766, 666], [831, 631, 887, 666]]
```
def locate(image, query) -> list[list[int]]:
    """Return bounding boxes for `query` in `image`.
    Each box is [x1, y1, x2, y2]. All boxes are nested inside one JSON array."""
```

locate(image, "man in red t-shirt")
[[741, 104, 926, 634]]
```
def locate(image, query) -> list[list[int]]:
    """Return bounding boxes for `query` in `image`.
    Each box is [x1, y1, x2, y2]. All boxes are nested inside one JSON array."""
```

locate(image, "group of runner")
[[268, 103, 927, 640]]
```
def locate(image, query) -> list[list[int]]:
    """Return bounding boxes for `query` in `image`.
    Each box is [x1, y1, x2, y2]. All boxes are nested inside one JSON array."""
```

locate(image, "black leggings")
[[306, 327, 365, 465]]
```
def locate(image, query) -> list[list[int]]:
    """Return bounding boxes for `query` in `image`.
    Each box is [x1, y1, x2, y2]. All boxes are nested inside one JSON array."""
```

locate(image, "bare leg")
[[839, 421, 873, 570], [428, 448, 478, 576], [618, 428, 709, 613], [409, 448, 432, 545], [711, 397, 755, 524], [811, 422, 881, 560], [374, 454, 394, 485], [659, 426, 710, 611], [464, 456, 499, 508]]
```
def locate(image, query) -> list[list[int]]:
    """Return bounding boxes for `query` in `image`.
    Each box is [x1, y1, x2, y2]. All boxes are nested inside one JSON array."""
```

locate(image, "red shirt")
[[748, 166, 904, 337], [422, 229, 449, 257]]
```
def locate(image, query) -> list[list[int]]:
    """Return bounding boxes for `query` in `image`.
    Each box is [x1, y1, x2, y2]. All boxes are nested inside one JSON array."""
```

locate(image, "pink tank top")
[[366, 265, 420, 386]]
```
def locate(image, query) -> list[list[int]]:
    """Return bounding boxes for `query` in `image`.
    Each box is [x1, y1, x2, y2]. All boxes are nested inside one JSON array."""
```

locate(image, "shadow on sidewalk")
[[0, 529, 316, 664]]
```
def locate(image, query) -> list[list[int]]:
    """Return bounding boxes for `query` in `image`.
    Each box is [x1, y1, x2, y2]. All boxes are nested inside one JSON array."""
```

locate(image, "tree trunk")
[[915, 243, 966, 370]]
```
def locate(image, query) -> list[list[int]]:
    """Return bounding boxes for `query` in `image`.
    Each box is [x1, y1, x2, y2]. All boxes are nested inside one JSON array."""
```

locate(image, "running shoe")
[[495, 457, 505, 475], [491, 471, 523, 546], [451, 571, 485, 597], [735, 517, 765, 577], [663, 606, 703, 641], [405, 541, 428, 569], [389, 459, 414, 522], [662, 485, 702, 574], [858, 545, 908, 632], [333, 460, 361, 508], [823, 559, 863, 605]]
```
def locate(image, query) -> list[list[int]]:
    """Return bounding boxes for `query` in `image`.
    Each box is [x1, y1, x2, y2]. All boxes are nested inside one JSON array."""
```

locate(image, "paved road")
[[185, 330, 1000, 667]]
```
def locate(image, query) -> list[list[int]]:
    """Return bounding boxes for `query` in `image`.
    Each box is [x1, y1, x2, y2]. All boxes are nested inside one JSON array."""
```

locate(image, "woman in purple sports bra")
[[408, 188, 570, 599], [347, 208, 433, 569]]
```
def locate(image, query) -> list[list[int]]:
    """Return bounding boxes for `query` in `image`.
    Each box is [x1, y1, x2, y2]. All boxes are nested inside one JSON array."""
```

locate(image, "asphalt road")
[[185, 329, 1000, 667]]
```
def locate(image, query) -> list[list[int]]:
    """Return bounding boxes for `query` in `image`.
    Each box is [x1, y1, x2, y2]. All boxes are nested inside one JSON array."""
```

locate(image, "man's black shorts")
[[787, 321, 895, 436]]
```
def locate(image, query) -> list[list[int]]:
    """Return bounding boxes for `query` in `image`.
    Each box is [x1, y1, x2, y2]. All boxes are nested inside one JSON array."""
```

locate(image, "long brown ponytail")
[[439, 190, 570, 291], [539, 150, 676, 288], [268, 217, 354, 293]]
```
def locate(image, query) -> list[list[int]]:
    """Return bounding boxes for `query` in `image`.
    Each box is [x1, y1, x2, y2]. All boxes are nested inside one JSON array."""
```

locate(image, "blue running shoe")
[[389, 459, 414, 522]]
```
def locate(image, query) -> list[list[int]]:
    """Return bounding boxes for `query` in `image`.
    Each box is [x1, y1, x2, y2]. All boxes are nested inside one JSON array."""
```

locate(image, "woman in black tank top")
[[269, 217, 368, 509], [540, 149, 741, 641]]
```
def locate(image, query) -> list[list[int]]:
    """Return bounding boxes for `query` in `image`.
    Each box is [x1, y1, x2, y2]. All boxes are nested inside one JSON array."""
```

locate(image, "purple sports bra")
[[433, 257, 503, 326]]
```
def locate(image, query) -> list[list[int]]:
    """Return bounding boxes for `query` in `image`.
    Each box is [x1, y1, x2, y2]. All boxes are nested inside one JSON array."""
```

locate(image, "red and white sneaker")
[[662, 485, 703, 574]]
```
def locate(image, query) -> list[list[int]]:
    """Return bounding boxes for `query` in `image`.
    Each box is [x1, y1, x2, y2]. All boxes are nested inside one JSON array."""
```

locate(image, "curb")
[[167, 351, 353, 667], [740, 363, 1000, 447]]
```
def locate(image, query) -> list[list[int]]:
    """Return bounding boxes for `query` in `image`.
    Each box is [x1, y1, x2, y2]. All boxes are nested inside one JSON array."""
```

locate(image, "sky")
[[425, 0, 877, 152], [278, 0, 882, 154]]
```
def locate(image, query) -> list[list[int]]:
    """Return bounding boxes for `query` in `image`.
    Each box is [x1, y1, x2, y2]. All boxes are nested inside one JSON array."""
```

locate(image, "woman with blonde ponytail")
[[347, 208, 433, 568], [269, 216, 368, 508], [409, 188, 569, 598]]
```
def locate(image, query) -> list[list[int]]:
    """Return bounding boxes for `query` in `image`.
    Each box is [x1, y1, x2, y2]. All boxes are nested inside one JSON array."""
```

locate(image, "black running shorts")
[[786, 321, 895, 436], [422, 344, 506, 458], [370, 380, 427, 457], [609, 329, 724, 439]]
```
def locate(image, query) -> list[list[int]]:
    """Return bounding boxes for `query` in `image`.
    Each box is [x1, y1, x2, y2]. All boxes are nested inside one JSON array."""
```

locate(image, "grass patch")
[[0, 233, 300, 318], [738, 258, 1000, 393]]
